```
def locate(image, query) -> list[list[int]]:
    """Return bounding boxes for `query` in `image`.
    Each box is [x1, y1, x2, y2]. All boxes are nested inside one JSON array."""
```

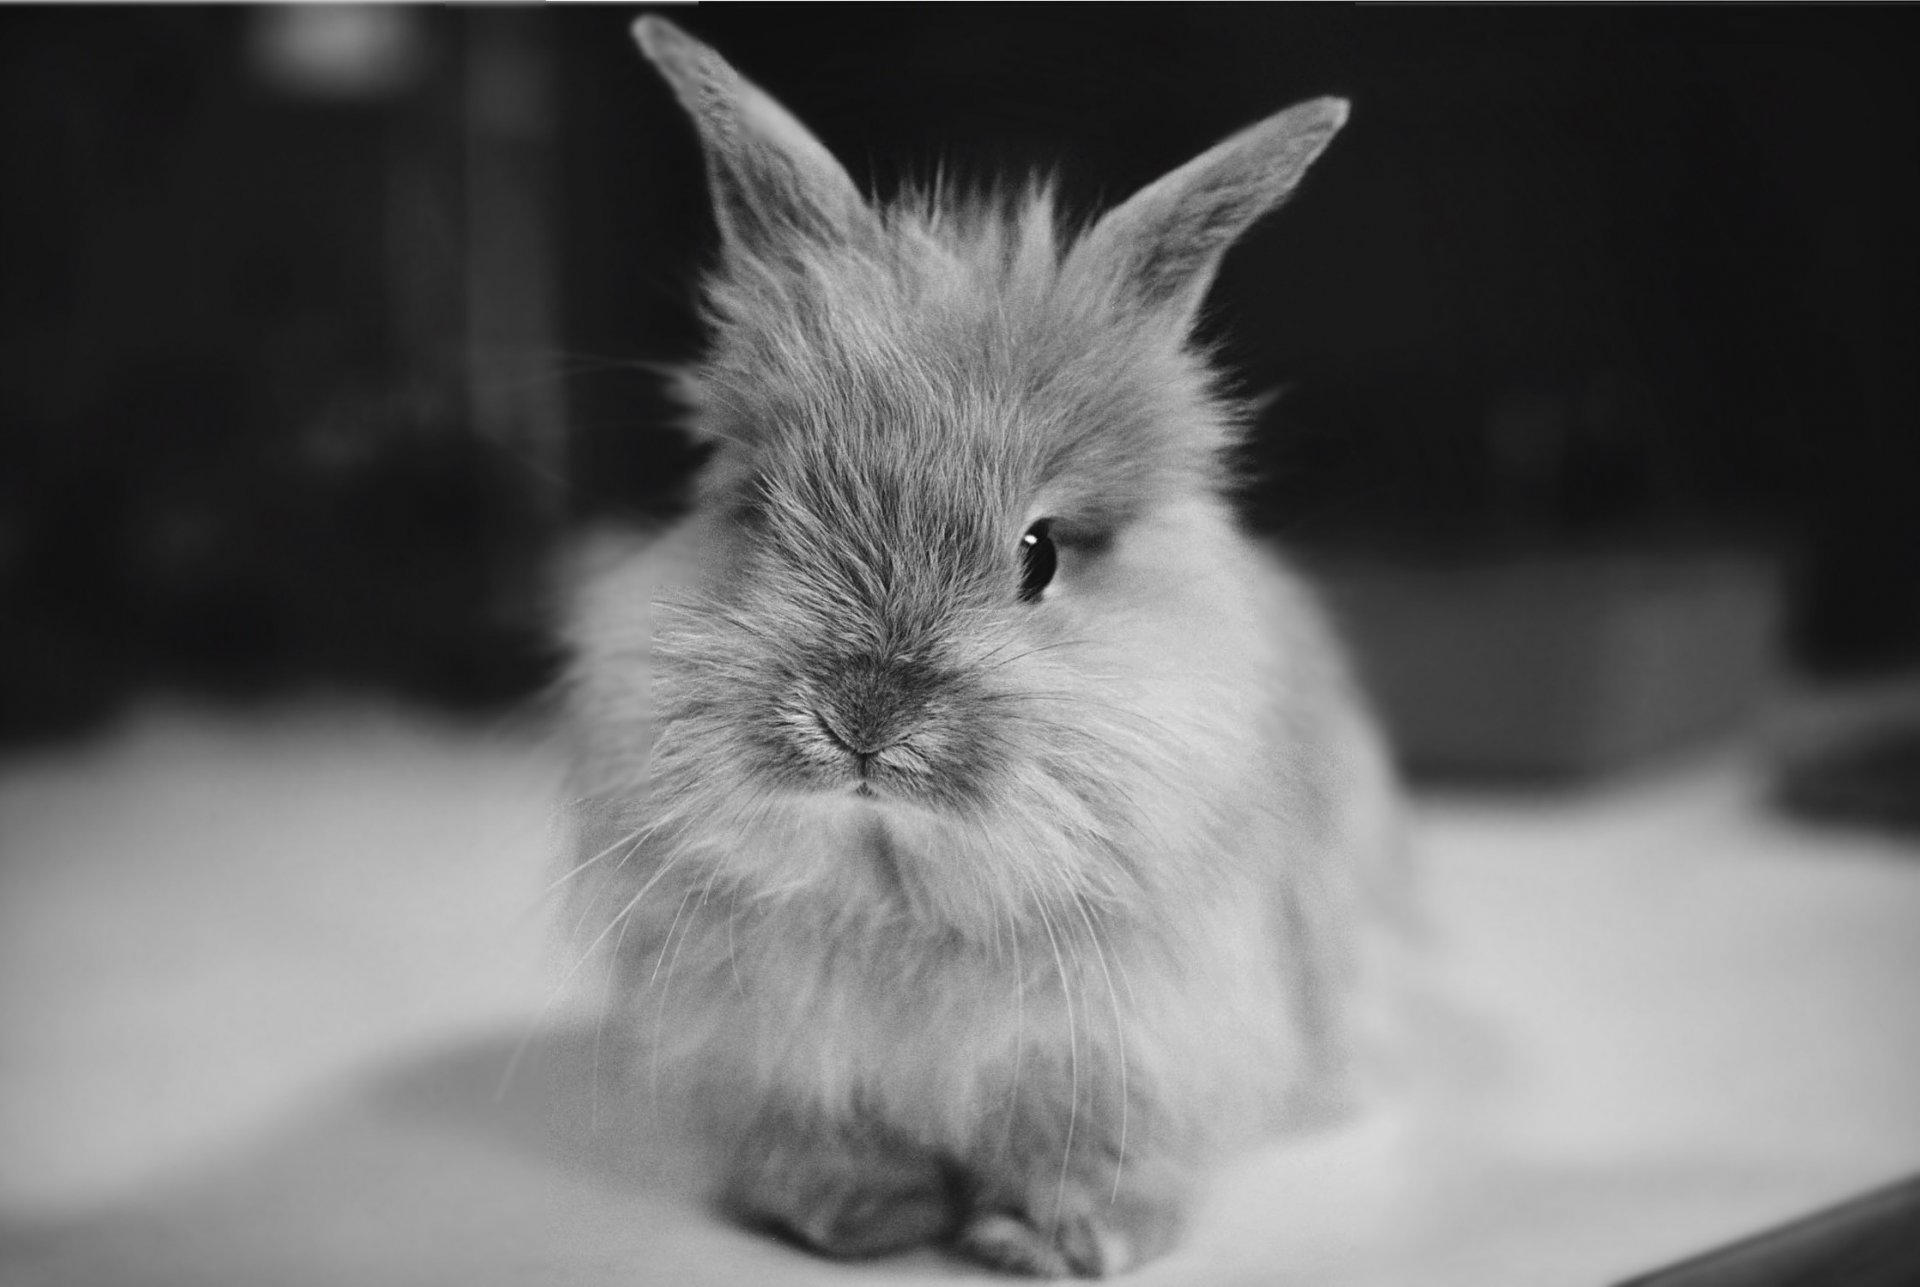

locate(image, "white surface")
[[2, 700, 1917, 1285]]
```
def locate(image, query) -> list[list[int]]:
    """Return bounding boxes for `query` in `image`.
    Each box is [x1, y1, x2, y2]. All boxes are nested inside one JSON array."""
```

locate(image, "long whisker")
[[1071, 891, 1129, 1204], [1003, 890, 1027, 1161], [973, 690, 1185, 744], [546, 824, 645, 897], [727, 878, 748, 998], [1028, 883, 1079, 1246], [592, 874, 643, 1132], [565, 806, 692, 943], [970, 637, 1094, 675], [495, 849, 686, 1103], [565, 851, 688, 994], [650, 884, 701, 1113]]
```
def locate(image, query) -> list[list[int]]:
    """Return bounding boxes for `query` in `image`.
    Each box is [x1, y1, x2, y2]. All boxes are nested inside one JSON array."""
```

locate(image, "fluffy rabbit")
[[562, 16, 1404, 1277]]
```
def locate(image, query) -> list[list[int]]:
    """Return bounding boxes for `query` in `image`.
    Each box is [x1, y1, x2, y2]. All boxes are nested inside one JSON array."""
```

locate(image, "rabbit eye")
[[1018, 520, 1057, 603]]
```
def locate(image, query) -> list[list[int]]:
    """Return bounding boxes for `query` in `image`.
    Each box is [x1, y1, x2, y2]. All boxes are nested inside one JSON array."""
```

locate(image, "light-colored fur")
[[560, 17, 1402, 1277]]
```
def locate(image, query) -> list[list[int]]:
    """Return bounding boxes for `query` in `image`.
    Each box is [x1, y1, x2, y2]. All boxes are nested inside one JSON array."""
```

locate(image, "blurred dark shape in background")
[[0, 7, 562, 744], [2, 8, 1915, 777]]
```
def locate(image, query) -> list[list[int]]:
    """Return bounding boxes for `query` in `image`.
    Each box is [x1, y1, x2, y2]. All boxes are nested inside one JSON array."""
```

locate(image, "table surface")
[[2, 698, 1917, 1286]]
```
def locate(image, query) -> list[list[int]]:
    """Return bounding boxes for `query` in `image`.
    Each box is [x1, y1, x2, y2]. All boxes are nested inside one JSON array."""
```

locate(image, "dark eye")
[[1018, 520, 1057, 603]]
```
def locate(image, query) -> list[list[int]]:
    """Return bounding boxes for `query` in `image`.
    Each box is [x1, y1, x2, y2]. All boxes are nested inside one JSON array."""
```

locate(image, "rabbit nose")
[[814, 710, 890, 758], [813, 657, 932, 757]]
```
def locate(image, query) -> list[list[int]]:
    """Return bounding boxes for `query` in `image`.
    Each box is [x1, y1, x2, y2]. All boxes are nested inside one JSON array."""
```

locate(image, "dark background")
[[3, 5, 1916, 749]]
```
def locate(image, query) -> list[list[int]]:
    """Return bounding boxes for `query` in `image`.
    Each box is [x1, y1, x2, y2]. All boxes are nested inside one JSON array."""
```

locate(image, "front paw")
[[724, 1116, 958, 1260], [954, 1186, 1182, 1279], [958, 1209, 1111, 1279], [754, 1173, 956, 1260]]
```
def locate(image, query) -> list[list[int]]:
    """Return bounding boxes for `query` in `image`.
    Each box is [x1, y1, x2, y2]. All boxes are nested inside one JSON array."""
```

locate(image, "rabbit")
[[560, 15, 1406, 1279]]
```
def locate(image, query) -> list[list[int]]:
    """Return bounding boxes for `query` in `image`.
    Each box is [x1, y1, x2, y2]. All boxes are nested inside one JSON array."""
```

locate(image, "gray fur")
[[560, 18, 1400, 1279]]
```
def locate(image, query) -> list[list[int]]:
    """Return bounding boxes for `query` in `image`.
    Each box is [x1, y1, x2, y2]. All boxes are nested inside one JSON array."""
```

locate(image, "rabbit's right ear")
[[633, 17, 871, 259]]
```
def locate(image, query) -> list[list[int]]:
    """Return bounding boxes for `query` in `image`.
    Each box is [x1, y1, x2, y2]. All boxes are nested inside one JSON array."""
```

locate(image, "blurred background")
[[3, 5, 1917, 785]]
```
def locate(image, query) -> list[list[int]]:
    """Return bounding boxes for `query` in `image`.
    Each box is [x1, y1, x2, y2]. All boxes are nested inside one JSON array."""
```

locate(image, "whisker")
[[970, 637, 1093, 675], [1001, 886, 1027, 1162], [495, 849, 685, 1103], [1071, 891, 1129, 1204], [564, 850, 688, 992], [649, 885, 698, 989], [1028, 883, 1079, 1246], [650, 885, 702, 1113], [546, 825, 645, 897], [592, 873, 643, 1132], [727, 879, 748, 998], [974, 690, 1185, 744], [566, 821, 664, 942]]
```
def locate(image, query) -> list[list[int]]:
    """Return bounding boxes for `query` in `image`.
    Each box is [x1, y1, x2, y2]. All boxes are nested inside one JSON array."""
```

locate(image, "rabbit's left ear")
[[1075, 97, 1349, 327], [633, 16, 871, 259]]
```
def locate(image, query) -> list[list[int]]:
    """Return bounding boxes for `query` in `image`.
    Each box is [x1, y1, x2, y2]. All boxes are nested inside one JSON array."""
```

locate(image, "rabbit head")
[[597, 18, 1348, 943]]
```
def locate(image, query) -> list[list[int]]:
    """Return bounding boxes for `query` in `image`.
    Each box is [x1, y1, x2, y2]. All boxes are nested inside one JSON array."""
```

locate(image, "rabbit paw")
[[767, 1173, 956, 1259], [955, 1184, 1180, 1280], [956, 1209, 1114, 1278], [725, 1117, 957, 1260]]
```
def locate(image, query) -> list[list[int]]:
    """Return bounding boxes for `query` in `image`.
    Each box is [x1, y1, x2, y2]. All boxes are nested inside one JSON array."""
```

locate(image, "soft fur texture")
[[561, 17, 1403, 1278]]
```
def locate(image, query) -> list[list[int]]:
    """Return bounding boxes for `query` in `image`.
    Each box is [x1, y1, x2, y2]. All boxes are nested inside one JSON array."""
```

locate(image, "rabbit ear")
[[1076, 96, 1349, 326], [633, 17, 870, 258]]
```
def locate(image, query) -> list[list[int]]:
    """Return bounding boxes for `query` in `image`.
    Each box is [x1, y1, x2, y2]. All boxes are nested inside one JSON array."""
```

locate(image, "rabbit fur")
[[560, 16, 1405, 1278]]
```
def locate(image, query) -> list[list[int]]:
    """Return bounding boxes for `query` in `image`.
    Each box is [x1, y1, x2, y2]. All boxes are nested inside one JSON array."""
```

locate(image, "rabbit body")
[[562, 18, 1401, 1277]]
